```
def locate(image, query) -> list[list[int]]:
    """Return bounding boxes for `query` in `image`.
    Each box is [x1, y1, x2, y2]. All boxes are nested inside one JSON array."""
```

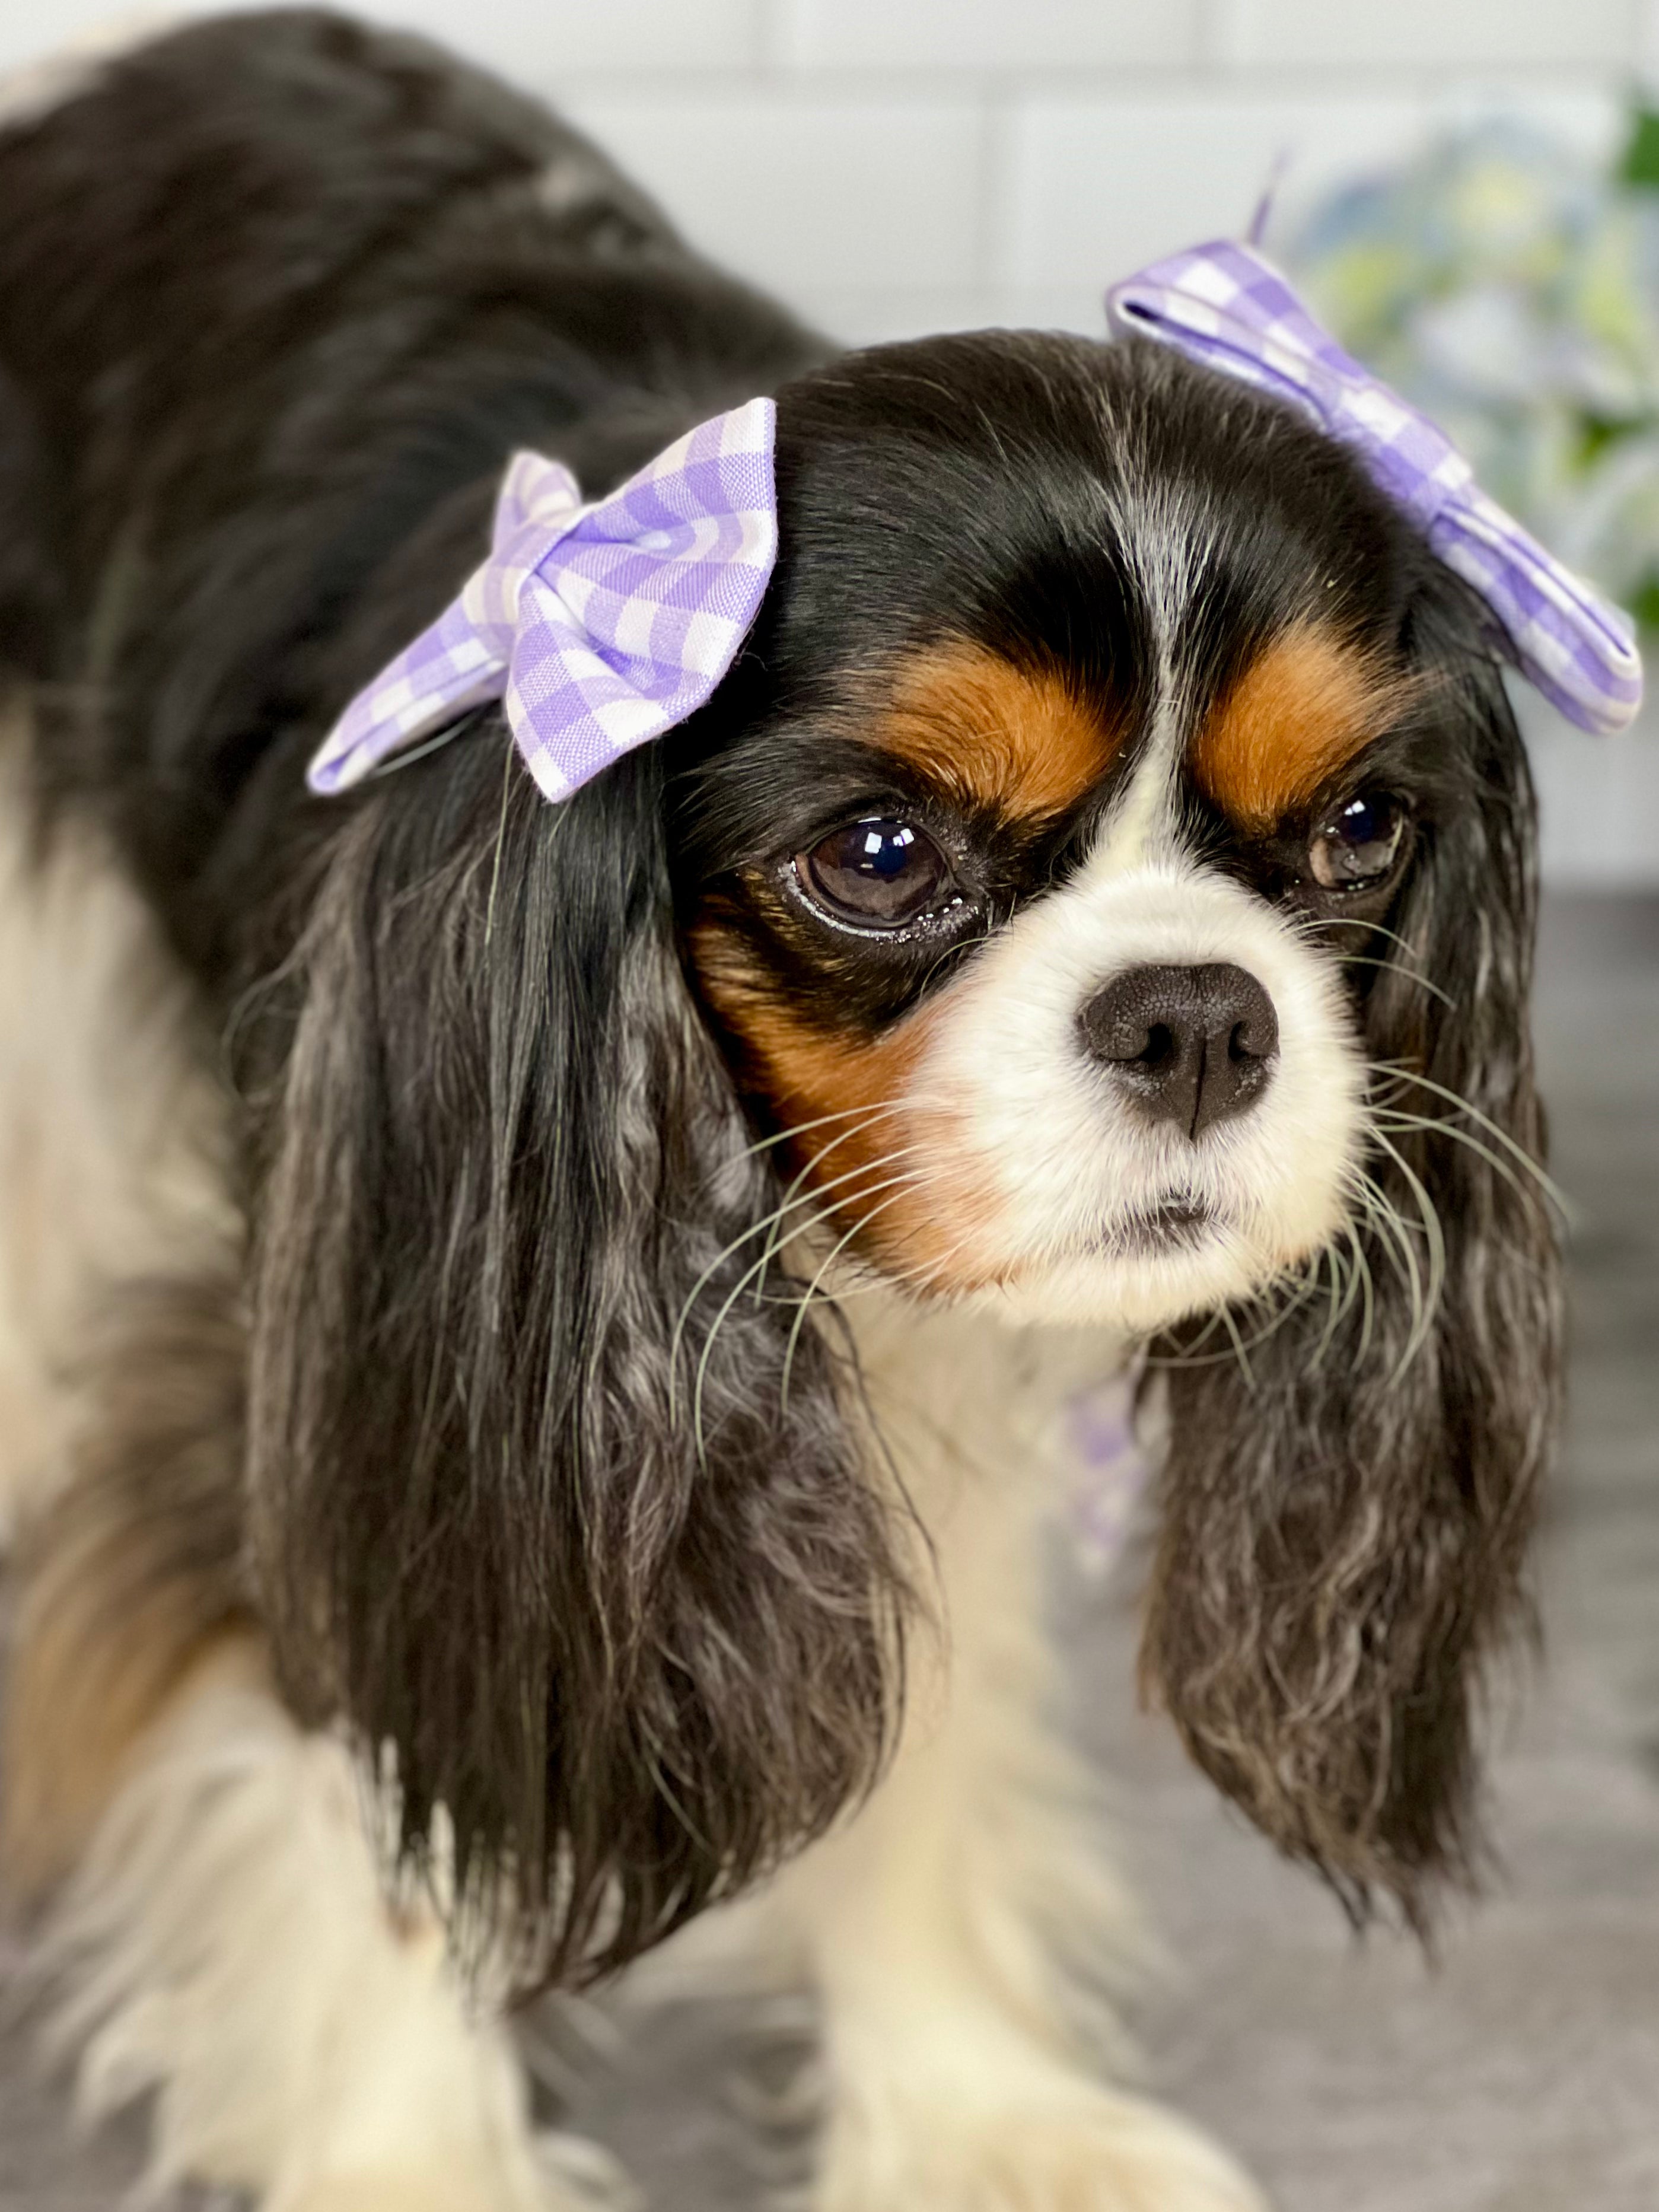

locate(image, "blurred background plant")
[[1289, 112, 1659, 633]]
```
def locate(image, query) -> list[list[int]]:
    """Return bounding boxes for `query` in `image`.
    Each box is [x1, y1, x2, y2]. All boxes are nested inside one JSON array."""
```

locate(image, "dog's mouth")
[[1087, 1197, 1219, 1257]]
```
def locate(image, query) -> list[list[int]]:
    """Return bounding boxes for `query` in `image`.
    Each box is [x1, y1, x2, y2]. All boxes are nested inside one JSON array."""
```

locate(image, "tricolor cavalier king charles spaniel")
[[0, 14, 1561, 2209]]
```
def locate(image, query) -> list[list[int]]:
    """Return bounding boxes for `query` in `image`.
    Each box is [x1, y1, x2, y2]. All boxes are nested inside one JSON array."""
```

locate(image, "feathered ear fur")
[[244, 733, 906, 1985], [1142, 599, 1563, 1930]]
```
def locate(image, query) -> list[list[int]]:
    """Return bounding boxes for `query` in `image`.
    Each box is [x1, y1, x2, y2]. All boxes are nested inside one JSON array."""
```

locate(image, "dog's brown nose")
[[1079, 962, 1279, 1140]]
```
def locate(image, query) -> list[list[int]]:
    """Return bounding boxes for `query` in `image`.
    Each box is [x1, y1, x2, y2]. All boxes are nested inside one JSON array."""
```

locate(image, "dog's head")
[[250, 330, 1561, 1981]]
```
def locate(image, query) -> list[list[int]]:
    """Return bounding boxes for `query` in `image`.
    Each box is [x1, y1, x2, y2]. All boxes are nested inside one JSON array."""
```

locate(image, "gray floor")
[[3, 894, 1657, 2210]]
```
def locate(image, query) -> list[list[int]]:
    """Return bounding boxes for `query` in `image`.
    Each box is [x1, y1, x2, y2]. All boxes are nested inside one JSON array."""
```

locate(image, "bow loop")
[[496, 450, 585, 545], [308, 396, 778, 801], [1107, 240, 1642, 735]]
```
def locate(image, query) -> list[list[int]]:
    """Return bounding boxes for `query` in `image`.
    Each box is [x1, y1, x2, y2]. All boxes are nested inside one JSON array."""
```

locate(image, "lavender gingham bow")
[[307, 396, 778, 801], [1106, 241, 1642, 735]]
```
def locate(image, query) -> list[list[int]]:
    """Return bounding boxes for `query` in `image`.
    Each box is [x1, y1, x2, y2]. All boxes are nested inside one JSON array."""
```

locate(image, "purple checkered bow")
[[307, 396, 778, 801], [1106, 241, 1642, 736]]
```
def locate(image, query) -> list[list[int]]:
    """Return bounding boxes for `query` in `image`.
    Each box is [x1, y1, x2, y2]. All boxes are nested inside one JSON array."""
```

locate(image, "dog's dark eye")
[[795, 817, 953, 928], [1308, 792, 1407, 892]]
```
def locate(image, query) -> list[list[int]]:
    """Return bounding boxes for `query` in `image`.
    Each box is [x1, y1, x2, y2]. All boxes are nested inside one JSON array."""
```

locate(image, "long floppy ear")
[[1142, 597, 1563, 1929], [245, 733, 906, 1984]]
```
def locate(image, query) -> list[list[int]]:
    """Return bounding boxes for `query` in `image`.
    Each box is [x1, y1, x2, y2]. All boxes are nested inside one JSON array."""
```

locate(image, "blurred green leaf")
[[1580, 413, 1640, 464], [1619, 107, 1659, 190]]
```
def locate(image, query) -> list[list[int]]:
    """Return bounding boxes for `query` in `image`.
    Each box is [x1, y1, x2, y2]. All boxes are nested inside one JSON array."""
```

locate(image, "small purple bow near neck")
[[1106, 241, 1642, 736], [308, 396, 778, 801]]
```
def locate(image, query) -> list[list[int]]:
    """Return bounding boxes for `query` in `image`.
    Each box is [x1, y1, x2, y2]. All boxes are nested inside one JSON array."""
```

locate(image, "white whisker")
[[1365, 1126, 1447, 1378], [668, 1116, 915, 1415], [778, 1185, 925, 1412], [689, 1159, 925, 1460]]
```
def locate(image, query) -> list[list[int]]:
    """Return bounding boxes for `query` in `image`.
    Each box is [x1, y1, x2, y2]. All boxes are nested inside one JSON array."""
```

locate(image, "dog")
[[0, 11, 1572, 2208]]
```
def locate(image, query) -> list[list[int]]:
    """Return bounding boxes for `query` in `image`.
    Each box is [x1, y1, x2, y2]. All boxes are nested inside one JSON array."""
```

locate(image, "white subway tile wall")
[[1227, 0, 1636, 71], [0, 0, 1654, 879], [3, 0, 1639, 344], [775, 0, 1204, 73], [561, 90, 987, 294]]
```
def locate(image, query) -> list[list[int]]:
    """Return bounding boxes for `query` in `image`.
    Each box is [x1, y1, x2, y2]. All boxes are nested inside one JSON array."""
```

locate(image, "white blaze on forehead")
[[1085, 473, 1205, 881], [1091, 694, 1182, 878]]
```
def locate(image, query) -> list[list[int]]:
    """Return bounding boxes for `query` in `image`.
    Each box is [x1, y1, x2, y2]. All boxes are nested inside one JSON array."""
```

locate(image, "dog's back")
[[0, 8, 822, 972], [0, 28, 854, 2203]]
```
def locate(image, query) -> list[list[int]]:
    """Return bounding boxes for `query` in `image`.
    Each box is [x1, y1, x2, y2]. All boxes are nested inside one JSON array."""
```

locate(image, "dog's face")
[[689, 635, 1374, 1333], [254, 331, 1561, 1985], [674, 336, 1472, 1345]]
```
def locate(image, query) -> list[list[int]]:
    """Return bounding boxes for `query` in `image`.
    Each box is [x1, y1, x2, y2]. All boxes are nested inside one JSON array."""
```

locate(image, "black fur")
[[1144, 610, 1560, 1928], [243, 743, 906, 1978], [0, 7, 1561, 1974]]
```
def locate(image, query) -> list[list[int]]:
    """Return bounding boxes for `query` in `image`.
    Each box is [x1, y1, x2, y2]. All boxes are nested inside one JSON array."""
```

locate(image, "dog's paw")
[[816, 2079, 1268, 2212]]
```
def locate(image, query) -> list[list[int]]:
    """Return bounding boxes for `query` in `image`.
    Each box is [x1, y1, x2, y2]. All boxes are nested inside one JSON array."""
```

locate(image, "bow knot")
[[308, 396, 778, 801]]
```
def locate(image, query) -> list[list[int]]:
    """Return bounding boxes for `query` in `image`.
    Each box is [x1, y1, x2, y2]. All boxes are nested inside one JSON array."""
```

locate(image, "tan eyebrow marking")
[[867, 641, 1127, 822], [1192, 625, 1423, 832]]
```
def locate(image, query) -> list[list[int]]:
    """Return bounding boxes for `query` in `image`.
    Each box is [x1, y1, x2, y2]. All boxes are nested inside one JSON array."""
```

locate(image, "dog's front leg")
[[1, 1304, 619, 2212], [11, 1626, 624, 2212], [765, 1343, 1268, 2212]]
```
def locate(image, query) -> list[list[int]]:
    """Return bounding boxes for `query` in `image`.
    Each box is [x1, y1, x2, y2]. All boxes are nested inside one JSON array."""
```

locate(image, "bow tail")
[[1432, 502, 1644, 738]]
